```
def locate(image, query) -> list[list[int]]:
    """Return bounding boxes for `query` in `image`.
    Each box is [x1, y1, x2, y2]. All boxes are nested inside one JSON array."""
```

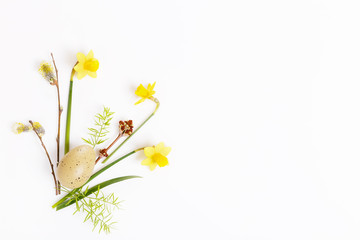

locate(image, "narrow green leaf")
[[56, 176, 141, 210]]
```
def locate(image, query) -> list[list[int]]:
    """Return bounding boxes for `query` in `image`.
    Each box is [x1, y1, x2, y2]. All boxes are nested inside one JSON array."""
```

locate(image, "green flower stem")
[[64, 68, 76, 154], [101, 97, 160, 164], [89, 150, 137, 182], [52, 149, 139, 209]]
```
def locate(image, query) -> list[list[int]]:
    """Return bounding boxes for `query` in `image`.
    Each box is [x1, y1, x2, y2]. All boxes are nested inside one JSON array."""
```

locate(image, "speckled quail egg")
[[57, 145, 96, 189]]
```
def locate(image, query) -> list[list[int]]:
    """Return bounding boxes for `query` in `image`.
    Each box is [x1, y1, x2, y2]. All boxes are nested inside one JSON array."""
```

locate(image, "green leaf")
[[56, 176, 141, 211]]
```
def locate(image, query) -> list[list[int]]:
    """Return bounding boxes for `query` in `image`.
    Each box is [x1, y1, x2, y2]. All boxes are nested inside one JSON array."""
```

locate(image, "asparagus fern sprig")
[[62, 186, 121, 234], [83, 106, 114, 148]]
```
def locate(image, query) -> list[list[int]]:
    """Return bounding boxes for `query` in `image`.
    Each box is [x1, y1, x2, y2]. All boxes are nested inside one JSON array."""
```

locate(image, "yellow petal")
[[160, 146, 171, 156], [144, 147, 155, 157], [149, 162, 157, 171], [141, 158, 153, 166], [87, 70, 97, 78], [77, 52, 86, 63], [155, 142, 165, 153], [77, 71, 87, 80], [74, 62, 84, 72], [86, 50, 94, 59], [135, 84, 148, 97], [134, 98, 146, 105], [149, 82, 156, 91]]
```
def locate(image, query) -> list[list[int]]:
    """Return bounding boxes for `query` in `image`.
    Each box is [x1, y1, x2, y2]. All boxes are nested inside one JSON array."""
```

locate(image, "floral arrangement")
[[13, 50, 171, 233]]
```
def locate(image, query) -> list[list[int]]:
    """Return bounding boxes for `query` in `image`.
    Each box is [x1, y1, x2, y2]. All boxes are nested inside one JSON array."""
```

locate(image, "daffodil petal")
[[149, 162, 157, 171], [155, 142, 165, 153], [77, 52, 86, 63], [144, 147, 155, 157], [160, 146, 171, 156], [141, 158, 153, 166], [77, 71, 87, 80], [135, 98, 146, 105], [135, 84, 148, 97], [74, 63, 84, 72], [87, 50, 94, 59], [87, 71, 97, 78], [150, 82, 156, 91]]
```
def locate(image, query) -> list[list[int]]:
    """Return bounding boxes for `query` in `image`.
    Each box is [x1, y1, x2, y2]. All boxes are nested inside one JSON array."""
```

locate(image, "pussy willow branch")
[[50, 53, 62, 167], [29, 120, 60, 195]]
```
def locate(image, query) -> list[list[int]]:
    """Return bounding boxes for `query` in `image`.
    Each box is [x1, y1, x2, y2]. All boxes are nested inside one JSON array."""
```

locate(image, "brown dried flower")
[[119, 120, 134, 136]]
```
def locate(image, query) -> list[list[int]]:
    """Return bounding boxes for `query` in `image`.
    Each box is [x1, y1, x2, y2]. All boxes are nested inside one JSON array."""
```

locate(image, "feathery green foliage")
[[83, 106, 114, 148], [62, 186, 121, 234]]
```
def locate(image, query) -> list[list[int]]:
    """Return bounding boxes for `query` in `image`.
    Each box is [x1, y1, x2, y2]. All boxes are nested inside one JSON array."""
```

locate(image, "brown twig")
[[29, 120, 60, 195], [95, 120, 134, 164], [51, 53, 62, 167], [95, 131, 125, 164]]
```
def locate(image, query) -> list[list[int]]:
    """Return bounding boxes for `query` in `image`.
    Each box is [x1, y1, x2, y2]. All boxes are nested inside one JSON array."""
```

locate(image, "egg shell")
[[57, 145, 96, 189]]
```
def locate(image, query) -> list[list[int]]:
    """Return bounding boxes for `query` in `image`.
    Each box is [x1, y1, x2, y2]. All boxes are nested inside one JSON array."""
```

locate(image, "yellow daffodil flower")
[[74, 50, 99, 80], [135, 82, 156, 105], [141, 142, 171, 170]]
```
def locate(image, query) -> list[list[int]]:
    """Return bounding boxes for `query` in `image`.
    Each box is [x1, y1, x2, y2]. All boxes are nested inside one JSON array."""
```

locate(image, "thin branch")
[[50, 53, 62, 167], [29, 120, 60, 195], [95, 131, 124, 164]]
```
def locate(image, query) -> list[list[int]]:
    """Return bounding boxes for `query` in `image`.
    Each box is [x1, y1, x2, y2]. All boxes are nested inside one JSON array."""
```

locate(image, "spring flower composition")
[[74, 50, 99, 79], [13, 51, 171, 234], [135, 82, 156, 104], [141, 142, 171, 170]]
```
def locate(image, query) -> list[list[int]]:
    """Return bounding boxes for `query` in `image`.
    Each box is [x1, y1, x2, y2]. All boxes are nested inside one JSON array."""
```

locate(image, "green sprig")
[[62, 186, 122, 234], [83, 106, 114, 148]]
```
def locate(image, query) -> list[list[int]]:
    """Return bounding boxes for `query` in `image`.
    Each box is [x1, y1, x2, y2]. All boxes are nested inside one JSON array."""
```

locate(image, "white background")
[[1, 0, 360, 239]]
